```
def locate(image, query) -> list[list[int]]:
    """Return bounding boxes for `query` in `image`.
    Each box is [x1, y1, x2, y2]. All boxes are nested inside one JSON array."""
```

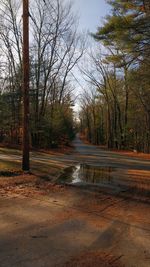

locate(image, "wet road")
[[0, 137, 150, 267], [72, 136, 150, 170], [0, 135, 150, 171]]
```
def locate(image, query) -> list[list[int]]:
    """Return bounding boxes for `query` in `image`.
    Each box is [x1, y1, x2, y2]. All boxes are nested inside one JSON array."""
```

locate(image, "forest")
[[0, 2, 150, 266], [0, 0, 150, 153], [80, 0, 150, 153], [0, 0, 84, 149]]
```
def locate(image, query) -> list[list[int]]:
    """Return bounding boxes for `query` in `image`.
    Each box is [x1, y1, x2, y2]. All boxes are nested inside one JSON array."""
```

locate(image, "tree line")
[[0, 0, 84, 148], [79, 0, 150, 153]]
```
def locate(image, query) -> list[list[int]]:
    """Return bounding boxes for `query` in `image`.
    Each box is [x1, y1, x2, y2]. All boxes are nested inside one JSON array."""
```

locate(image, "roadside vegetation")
[[0, 2, 150, 267], [79, 0, 150, 153], [0, 0, 84, 149], [0, 0, 150, 155]]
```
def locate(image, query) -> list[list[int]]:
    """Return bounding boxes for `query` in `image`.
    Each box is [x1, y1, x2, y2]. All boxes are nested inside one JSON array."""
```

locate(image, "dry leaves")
[[64, 251, 124, 267]]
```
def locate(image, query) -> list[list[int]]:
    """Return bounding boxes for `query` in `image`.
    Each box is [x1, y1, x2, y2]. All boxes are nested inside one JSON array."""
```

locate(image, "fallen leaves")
[[63, 251, 124, 267], [0, 173, 65, 198]]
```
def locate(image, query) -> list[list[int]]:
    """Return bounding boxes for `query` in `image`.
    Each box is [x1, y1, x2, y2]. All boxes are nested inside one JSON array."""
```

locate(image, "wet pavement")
[[0, 136, 150, 266], [55, 136, 150, 198], [72, 136, 150, 170], [58, 163, 150, 198]]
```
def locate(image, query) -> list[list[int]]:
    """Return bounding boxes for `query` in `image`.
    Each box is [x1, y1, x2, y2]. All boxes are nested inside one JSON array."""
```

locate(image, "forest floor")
[[0, 136, 150, 267]]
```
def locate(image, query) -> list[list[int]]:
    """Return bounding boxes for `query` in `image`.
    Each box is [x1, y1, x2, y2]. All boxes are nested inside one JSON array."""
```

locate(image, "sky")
[[73, 0, 110, 32], [69, 0, 110, 112]]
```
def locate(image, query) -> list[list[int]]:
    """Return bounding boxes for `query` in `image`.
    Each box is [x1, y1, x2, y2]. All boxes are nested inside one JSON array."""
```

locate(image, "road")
[[0, 136, 150, 267], [1, 135, 150, 170], [72, 136, 150, 170], [1, 135, 150, 196]]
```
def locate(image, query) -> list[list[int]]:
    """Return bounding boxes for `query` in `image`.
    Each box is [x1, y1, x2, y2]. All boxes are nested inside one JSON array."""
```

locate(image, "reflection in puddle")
[[58, 164, 150, 196], [58, 164, 116, 185], [72, 165, 115, 185]]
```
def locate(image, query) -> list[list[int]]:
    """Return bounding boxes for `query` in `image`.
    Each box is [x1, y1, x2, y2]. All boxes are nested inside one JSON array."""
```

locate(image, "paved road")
[[1, 135, 150, 198], [0, 137, 150, 267], [0, 135, 150, 171], [72, 136, 150, 170], [0, 179, 150, 267]]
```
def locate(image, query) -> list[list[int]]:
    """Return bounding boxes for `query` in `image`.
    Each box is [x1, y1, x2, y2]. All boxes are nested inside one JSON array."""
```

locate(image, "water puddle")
[[58, 165, 115, 184], [58, 164, 150, 197]]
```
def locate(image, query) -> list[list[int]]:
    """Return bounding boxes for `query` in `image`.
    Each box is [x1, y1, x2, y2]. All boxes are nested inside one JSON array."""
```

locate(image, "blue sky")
[[73, 0, 110, 32], [68, 0, 110, 111]]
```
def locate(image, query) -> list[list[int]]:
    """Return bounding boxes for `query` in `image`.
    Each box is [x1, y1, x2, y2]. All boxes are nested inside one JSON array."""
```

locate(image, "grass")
[[0, 148, 68, 181], [0, 159, 20, 170]]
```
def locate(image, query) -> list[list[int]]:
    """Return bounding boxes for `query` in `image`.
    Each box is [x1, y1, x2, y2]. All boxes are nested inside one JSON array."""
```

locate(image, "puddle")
[[58, 164, 117, 186], [58, 164, 150, 196]]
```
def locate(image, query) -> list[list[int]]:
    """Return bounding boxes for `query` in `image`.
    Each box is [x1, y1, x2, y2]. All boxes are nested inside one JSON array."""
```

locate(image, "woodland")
[[0, 0, 84, 148], [0, 0, 150, 153], [80, 0, 150, 153]]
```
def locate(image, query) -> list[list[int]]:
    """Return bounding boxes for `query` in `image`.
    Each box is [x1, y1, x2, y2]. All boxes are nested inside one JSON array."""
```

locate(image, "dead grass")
[[0, 143, 74, 156], [0, 172, 66, 199], [113, 150, 150, 160]]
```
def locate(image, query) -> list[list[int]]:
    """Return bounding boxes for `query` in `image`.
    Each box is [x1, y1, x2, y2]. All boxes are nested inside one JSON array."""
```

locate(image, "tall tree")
[[22, 0, 30, 171], [79, 0, 150, 153], [0, 0, 84, 149]]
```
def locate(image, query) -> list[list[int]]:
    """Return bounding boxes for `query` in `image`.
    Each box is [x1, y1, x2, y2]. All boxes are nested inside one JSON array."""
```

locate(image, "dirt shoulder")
[[0, 173, 150, 267], [0, 137, 150, 267]]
